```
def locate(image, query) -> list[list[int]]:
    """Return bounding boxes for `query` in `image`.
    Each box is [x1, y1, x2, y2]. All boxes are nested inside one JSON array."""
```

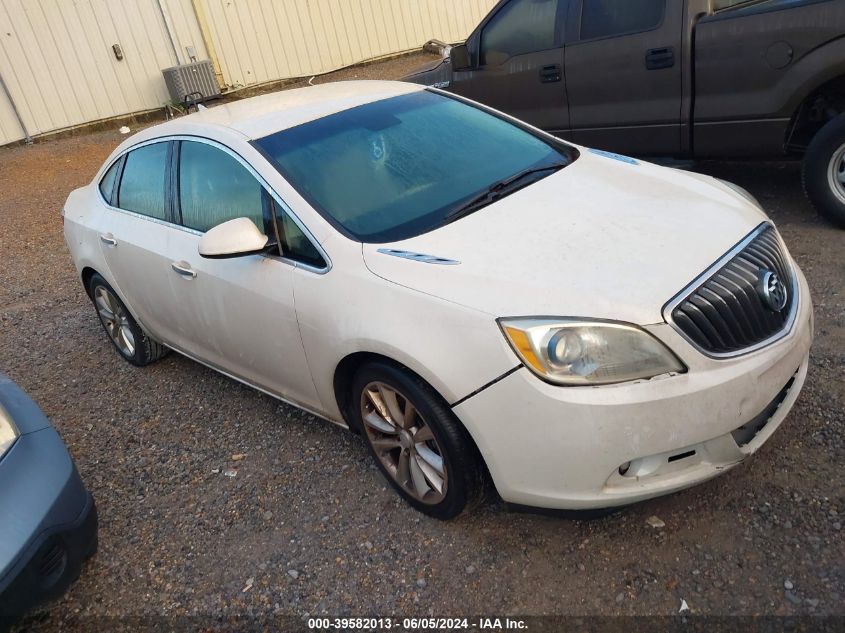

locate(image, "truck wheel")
[[802, 113, 845, 228]]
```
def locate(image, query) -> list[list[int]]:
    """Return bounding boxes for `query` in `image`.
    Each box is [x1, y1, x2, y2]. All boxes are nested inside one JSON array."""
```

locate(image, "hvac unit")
[[162, 60, 220, 104]]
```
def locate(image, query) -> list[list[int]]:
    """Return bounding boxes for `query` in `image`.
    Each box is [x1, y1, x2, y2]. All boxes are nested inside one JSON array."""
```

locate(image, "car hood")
[[362, 150, 769, 324], [401, 56, 448, 81]]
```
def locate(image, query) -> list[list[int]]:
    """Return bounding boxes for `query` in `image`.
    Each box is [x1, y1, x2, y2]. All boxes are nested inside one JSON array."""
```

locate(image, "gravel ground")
[[1, 52, 843, 629]]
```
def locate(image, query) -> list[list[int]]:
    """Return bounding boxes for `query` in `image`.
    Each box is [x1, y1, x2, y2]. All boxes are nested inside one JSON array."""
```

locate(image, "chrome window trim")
[[95, 134, 332, 275], [662, 222, 800, 359]]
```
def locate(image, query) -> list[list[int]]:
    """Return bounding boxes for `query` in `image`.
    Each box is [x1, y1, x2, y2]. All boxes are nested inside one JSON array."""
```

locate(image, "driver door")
[[450, 0, 569, 135], [161, 139, 321, 410]]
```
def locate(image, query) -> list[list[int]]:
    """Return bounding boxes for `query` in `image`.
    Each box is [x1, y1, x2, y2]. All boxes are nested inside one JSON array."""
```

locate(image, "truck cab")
[[404, 0, 845, 226], [446, 0, 688, 156]]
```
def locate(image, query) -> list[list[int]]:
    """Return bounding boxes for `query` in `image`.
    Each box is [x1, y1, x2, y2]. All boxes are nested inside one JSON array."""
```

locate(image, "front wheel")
[[351, 362, 484, 519], [803, 113, 845, 228]]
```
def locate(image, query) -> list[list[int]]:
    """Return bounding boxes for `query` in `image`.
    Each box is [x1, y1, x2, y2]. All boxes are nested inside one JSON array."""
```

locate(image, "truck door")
[[564, 0, 684, 155], [449, 0, 569, 135]]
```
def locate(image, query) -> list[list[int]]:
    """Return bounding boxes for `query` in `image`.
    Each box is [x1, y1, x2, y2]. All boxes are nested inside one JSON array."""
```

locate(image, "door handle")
[[99, 233, 117, 246], [170, 261, 197, 279], [539, 64, 562, 83], [645, 47, 675, 70]]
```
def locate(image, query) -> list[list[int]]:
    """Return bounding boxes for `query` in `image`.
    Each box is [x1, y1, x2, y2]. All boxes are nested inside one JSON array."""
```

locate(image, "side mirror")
[[198, 217, 269, 259], [450, 44, 471, 71]]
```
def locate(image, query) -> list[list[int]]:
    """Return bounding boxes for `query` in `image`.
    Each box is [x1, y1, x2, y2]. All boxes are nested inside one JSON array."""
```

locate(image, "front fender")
[[293, 262, 517, 421]]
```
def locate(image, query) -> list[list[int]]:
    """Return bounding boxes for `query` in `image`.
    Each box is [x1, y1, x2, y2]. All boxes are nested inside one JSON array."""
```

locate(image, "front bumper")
[[454, 266, 813, 510], [0, 424, 98, 619]]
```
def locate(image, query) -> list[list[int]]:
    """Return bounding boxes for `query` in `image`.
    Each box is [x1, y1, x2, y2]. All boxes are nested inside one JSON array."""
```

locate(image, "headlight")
[[0, 403, 19, 458], [717, 178, 761, 208], [499, 318, 686, 386]]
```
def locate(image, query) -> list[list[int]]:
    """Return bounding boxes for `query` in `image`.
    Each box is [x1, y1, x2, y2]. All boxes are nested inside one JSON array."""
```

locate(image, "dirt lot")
[[1, 53, 843, 629]]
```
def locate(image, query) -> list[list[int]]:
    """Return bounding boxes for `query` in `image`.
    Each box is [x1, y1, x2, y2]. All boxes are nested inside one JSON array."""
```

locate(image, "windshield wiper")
[[444, 162, 568, 224]]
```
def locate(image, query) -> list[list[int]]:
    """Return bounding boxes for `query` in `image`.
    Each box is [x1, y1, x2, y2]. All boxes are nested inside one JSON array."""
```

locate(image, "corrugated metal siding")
[[163, 0, 210, 63], [198, 0, 496, 89], [0, 0, 497, 145], [0, 79, 24, 143], [0, 0, 182, 144]]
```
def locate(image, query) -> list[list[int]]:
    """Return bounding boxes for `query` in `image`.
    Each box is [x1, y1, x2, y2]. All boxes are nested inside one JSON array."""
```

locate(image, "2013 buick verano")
[[63, 81, 812, 518]]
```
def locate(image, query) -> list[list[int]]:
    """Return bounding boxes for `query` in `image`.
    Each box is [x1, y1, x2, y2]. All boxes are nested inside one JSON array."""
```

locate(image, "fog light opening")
[[618, 461, 631, 476]]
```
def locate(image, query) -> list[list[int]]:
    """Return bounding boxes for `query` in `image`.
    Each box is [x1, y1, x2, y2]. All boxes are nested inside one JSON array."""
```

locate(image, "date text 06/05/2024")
[[307, 617, 528, 630]]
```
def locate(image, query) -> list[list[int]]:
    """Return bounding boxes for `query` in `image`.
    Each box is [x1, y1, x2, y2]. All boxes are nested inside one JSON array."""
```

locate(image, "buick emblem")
[[758, 270, 788, 312]]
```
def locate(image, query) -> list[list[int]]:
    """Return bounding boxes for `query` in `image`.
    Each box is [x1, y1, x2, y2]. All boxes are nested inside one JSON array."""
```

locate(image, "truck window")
[[580, 0, 664, 40], [480, 0, 560, 66]]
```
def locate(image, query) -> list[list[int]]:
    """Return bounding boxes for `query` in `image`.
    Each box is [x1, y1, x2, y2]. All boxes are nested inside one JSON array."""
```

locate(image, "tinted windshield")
[[255, 90, 574, 243]]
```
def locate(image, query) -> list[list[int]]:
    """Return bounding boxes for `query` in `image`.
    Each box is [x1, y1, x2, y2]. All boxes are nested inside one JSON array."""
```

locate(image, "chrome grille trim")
[[663, 223, 799, 358]]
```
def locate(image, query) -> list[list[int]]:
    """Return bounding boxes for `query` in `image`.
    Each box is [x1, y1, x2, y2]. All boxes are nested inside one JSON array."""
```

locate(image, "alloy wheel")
[[360, 381, 447, 504], [828, 142, 845, 204], [94, 286, 136, 357]]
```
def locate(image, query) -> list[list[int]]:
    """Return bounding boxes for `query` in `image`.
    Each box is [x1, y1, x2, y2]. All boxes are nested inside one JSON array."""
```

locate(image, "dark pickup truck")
[[403, 0, 845, 227]]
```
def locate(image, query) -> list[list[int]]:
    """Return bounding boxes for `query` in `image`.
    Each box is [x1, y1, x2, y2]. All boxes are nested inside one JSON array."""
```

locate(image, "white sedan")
[[63, 81, 812, 518]]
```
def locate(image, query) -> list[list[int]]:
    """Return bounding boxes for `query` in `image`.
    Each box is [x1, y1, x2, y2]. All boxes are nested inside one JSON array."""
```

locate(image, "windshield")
[[254, 90, 575, 243]]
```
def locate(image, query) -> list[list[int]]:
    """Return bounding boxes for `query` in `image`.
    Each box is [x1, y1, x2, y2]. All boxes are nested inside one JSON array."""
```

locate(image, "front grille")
[[669, 225, 796, 355]]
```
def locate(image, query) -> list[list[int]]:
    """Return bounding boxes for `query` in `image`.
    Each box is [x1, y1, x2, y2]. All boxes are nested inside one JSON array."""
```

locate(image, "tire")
[[87, 273, 169, 366], [802, 113, 845, 228], [351, 361, 484, 519]]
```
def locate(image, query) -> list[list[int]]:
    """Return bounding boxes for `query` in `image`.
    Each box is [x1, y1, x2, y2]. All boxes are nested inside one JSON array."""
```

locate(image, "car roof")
[[165, 80, 424, 140]]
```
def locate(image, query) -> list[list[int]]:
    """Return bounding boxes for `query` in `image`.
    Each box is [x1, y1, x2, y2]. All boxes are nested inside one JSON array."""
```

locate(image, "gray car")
[[0, 374, 97, 625]]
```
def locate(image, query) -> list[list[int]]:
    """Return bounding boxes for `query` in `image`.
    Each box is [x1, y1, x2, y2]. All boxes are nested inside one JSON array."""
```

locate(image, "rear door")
[[97, 140, 178, 343], [449, 0, 569, 134], [564, 0, 684, 155]]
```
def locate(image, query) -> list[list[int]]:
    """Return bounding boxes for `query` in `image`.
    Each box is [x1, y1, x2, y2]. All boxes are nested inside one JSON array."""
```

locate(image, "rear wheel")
[[88, 274, 168, 366], [802, 113, 845, 228], [351, 362, 483, 519]]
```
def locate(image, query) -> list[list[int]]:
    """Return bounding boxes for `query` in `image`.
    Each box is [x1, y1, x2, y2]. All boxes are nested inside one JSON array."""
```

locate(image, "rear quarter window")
[[98, 159, 120, 205]]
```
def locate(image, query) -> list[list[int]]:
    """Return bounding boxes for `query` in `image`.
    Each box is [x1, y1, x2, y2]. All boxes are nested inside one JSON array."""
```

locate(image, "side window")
[[580, 0, 664, 40], [480, 0, 560, 66], [117, 143, 168, 220], [178, 141, 267, 233], [98, 159, 120, 204], [278, 211, 326, 269]]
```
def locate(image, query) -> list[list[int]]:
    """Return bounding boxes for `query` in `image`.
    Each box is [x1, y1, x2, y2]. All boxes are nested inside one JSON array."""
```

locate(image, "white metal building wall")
[[198, 0, 497, 89], [0, 0, 186, 145], [0, 0, 497, 146]]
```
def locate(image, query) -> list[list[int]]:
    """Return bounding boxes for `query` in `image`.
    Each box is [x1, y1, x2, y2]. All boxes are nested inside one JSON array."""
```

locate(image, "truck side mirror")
[[450, 44, 471, 71]]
